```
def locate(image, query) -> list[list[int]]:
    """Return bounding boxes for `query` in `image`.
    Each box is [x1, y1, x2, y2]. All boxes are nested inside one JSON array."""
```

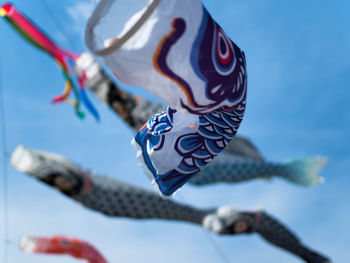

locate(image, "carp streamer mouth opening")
[[86, 0, 161, 56]]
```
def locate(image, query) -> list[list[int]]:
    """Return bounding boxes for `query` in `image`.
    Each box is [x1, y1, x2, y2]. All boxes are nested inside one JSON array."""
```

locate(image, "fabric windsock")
[[20, 235, 107, 263], [86, 0, 247, 196]]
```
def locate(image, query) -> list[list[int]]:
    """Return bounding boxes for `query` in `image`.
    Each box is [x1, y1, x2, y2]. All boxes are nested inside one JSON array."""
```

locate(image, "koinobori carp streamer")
[[85, 0, 247, 196], [20, 235, 107, 263], [11, 145, 331, 263], [75, 52, 328, 189]]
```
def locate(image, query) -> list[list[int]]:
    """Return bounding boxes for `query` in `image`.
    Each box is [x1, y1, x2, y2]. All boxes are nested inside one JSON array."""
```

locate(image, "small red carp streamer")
[[0, 3, 99, 120], [20, 235, 108, 263]]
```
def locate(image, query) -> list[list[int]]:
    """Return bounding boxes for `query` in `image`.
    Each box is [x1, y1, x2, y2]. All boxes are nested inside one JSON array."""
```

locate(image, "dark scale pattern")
[[74, 173, 212, 224], [15, 146, 212, 225], [190, 153, 285, 185], [255, 211, 331, 263], [222, 136, 265, 162], [13, 147, 330, 263], [202, 208, 331, 263]]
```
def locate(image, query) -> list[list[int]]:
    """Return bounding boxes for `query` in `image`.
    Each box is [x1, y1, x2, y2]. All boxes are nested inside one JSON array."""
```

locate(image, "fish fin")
[[282, 156, 328, 186]]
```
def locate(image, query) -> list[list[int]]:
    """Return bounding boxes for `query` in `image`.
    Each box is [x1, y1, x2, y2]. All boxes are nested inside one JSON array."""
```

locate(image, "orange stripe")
[[138, 122, 147, 132], [153, 19, 196, 108]]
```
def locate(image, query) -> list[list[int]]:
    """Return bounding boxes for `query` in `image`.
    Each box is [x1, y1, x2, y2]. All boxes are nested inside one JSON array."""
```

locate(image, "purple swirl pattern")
[[185, 6, 247, 114], [153, 7, 247, 115]]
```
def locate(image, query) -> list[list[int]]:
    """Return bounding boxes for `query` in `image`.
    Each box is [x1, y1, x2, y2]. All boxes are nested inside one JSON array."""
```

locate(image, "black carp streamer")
[[11, 145, 331, 263]]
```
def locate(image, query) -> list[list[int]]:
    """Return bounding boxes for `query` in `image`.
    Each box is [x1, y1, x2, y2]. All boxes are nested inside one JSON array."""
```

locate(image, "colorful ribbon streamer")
[[0, 3, 99, 120]]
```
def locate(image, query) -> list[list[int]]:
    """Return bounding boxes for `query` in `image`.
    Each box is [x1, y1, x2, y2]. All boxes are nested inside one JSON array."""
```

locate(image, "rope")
[[203, 232, 232, 263], [41, 0, 78, 51], [176, 192, 232, 263], [0, 37, 10, 263]]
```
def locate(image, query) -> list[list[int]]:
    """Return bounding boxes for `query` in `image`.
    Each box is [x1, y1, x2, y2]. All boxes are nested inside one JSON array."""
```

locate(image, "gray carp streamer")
[[11, 145, 331, 263]]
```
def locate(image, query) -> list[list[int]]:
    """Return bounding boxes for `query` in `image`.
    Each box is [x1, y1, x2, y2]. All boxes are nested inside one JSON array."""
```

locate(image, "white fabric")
[[85, 0, 241, 114], [85, 0, 247, 196]]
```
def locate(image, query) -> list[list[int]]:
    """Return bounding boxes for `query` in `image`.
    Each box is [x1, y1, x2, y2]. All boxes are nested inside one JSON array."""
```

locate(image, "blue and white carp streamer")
[[11, 145, 331, 263], [75, 52, 328, 190], [85, 0, 247, 196]]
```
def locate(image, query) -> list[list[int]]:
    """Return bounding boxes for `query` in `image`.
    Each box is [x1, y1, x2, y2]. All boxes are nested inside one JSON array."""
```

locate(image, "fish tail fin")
[[281, 156, 328, 186]]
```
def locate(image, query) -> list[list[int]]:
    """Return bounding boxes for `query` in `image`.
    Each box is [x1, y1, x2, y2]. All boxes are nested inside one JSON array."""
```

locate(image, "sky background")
[[0, 0, 349, 262]]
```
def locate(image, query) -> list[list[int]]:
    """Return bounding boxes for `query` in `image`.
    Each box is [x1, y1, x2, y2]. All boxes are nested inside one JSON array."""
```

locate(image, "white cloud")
[[66, 1, 93, 36]]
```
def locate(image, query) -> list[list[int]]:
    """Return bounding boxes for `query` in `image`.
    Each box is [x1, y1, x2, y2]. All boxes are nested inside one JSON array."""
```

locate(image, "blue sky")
[[0, 0, 349, 262]]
